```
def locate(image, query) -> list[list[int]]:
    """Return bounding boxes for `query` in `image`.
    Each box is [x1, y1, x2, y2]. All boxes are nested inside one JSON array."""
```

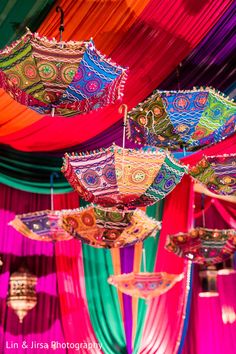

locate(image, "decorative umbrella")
[[60, 205, 161, 248], [165, 228, 236, 265], [189, 154, 236, 196], [127, 87, 236, 151], [108, 272, 183, 299], [62, 144, 187, 209], [0, 7, 127, 117], [9, 209, 73, 242], [9, 172, 72, 241]]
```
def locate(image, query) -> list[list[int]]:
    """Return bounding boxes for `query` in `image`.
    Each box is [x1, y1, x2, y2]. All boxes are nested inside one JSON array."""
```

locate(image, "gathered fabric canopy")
[[0, 0, 233, 151]]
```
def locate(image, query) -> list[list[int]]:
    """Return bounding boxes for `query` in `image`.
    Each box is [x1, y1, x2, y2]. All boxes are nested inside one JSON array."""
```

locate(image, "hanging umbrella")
[[127, 87, 236, 151], [9, 209, 73, 242], [9, 172, 72, 241], [0, 7, 127, 117], [61, 144, 187, 208], [189, 154, 236, 196], [60, 205, 161, 248], [165, 228, 236, 265], [108, 272, 183, 299]]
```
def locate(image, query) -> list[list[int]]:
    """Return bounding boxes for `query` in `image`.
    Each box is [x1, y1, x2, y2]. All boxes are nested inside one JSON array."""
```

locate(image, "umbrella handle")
[[142, 247, 147, 273], [56, 6, 65, 42], [119, 104, 128, 149], [50, 172, 59, 211]]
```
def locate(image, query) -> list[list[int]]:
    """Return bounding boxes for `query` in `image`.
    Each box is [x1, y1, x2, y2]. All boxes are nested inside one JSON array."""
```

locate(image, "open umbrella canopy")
[[127, 88, 236, 151], [190, 154, 236, 196], [0, 29, 127, 117], [9, 209, 73, 242], [62, 144, 187, 208], [108, 272, 183, 299], [60, 205, 161, 248], [166, 227, 236, 265]]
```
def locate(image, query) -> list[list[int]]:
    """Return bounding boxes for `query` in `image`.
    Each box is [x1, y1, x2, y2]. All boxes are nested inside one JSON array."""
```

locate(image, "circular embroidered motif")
[[131, 169, 147, 183], [194, 92, 208, 108], [82, 169, 100, 187], [23, 63, 38, 80], [103, 165, 116, 184], [174, 95, 190, 110], [175, 123, 189, 134], [61, 65, 78, 83], [137, 115, 147, 126], [81, 212, 94, 227], [64, 216, 78, 229], [85, 79, 102, 94], [38, 62, 57, 81], [8, 72, 22, 87]]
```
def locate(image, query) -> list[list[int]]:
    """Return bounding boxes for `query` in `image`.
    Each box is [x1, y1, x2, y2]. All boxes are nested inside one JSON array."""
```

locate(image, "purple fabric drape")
[[0, 185, 66, 354], [120, 247, 135, 354], [160, 1, 236, 97]]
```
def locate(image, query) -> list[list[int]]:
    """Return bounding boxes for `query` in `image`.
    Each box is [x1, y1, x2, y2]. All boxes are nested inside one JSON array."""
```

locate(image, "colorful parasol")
[[127, 88, 236, 151], [189, 154, 236, 196], [108, 272, 183, 299], [9, 209, 73, 242], [60, 205, 161, 248], [62, 144, 187, 208], [9, 172, 72, 242], [0, 26, 127, 117], [165, 228, 236, 265]]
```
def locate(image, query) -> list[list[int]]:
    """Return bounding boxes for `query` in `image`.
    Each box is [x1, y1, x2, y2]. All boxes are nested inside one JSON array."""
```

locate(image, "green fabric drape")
[[0, 145, 71, 193], [83, 245, 127, 354], [133, 201, 164, 354], [82, 200, 164, 354], [0, 0, 56, 48]]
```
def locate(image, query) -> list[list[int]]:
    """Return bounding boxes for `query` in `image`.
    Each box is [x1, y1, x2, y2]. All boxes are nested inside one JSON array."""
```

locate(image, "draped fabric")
[[0, 185, 66, 354], [133, 203, 164, 354], [82, 245, 127, 354], [160, 1, 236, 99], [53, 192, 103, 354], [182, 189, 236, 354], [139, 175, 194, 354], [0, 0, 232, 151], [55, 239, 102, 354], [0, 0, 55, 48]]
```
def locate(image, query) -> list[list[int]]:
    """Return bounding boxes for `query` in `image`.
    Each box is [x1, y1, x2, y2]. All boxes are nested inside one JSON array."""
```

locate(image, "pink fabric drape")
[[0, 185, 66, 354], [183, 187, 236, 354], [217, 271, 236, 352], [139, 175, 194, 354], [54, 194, 103, 354]]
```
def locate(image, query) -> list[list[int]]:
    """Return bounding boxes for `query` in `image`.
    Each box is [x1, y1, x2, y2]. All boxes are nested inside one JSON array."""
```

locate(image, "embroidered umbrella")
[[60, 205, 161, 248], [61, 144, 187, 209], [189, 154, 236, 196], [127, 88, 236, 151], [9, 209, 73, 242], [108, 272, 183, 299], [165, 228, 236, 265], [9, 172, 72, 242], [0, 8, 127, 117]]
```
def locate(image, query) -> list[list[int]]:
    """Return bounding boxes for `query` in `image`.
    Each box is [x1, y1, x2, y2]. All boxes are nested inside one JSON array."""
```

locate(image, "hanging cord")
[[50, 172, 59, 211], [119, 104, 128, 150], [176, 62, 182, 91], [56, 5, 64, 42], [118, 104, 128, 187], [201, 193, 206, 228]]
